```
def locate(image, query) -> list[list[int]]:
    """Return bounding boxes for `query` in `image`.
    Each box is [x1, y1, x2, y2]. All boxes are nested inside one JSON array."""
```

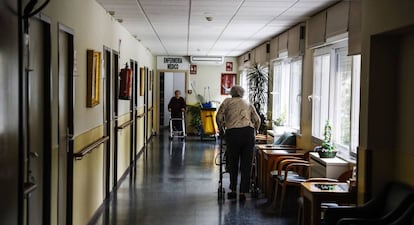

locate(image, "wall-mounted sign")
[[226, 61, 233, 71], [221, 73, 236, 95], [190, 64, 197, 74], [157, 56, 190, 70]]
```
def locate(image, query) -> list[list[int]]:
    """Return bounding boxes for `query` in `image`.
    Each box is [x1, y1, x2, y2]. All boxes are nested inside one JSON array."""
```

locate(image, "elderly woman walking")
[[216, 85, 260, 201]]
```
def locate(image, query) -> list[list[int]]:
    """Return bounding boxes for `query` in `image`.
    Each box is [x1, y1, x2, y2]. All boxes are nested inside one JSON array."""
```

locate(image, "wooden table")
[[301, 182, 356, 225], [256, 144, 303, 198], [256, 134, 273, 144]]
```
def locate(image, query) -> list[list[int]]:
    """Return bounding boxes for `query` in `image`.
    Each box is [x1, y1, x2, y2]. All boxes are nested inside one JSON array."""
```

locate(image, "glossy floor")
[[91, 132, 298, 225]]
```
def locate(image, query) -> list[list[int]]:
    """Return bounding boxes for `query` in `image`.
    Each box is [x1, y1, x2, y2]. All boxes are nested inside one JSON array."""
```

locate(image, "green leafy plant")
[[321, 120, 335, 151], [273, 113, 286, 127], [187, 104, 201, 135], [247, 63, 269, 133]]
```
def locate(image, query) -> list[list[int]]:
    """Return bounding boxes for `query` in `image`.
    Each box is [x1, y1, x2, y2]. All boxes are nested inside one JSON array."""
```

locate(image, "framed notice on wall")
[[86, 49, 101, 107], [190, 64, 197, 74], [221, 73, 236, 95], [226, 61, 233, 71]]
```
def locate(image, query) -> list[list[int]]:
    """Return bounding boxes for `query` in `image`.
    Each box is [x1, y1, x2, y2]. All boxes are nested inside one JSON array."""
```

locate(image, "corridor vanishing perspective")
[[91, 131, 297, 225]]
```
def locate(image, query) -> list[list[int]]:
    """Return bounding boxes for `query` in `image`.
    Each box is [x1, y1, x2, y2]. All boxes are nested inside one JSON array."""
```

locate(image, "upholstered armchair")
[[324, 181, 414, 225]]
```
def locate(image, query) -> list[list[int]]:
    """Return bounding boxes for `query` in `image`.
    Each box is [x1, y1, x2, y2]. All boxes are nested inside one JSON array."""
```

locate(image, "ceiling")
[[96, 0, 340, 57]]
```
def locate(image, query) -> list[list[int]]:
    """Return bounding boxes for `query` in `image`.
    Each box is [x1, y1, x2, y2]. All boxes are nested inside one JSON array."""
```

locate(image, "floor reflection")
[[91, 130, 297, 225]]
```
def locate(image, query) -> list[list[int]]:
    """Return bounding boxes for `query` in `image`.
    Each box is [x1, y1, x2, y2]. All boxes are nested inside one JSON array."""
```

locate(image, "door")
[[24, 16, 52, 225], [129, 60, 136, 166], [103, 47, 112, 199], [0, 1, 21, 224], [162, 72, 186, 126], [144, 67, 148, 142], [58, 25, 74, 225], [112, 51, 119, 188]]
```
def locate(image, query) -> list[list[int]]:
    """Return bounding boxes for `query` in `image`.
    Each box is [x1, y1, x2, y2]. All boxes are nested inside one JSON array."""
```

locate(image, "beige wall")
[[358, 0, 414, 198], [117, 114, 132, 181], [42, 0, 156, 224], [73, 126, 104, 225], [43, 0, 155, 138], [186, 57, 238, 105]]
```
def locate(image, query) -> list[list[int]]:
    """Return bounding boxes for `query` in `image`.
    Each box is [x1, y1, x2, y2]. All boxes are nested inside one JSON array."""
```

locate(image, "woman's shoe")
[[227, 192, 237, 199]]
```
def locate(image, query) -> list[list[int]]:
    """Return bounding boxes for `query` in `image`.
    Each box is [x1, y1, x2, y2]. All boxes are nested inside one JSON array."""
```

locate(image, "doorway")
[[112, 51, 119, 189], [57, 24, 74, 225], [23, 16, 52, 225], [160, 72, 186, 126], [103, 47, 112, 199]]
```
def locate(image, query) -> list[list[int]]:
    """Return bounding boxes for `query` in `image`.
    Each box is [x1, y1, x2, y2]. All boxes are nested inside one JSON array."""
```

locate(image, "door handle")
[[66, 128, 74, 153], [29, 151, 39, 159]]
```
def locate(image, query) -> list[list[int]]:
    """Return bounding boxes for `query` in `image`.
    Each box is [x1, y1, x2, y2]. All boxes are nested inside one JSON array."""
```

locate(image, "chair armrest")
[[278, 159, 309, 175], [324, 207, 374, 225], [269, 156, 302, 172], [325, 194, 414, 225], [337, 218, 386, 225]]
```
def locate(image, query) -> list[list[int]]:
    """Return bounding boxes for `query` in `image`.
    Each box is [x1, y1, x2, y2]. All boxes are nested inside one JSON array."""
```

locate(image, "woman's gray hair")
[[230, 85, 244, 97]]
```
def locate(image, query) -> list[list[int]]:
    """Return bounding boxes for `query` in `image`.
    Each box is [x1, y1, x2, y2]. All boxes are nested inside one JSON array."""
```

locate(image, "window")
[[240, 69, 249, 100], [311, 42, 361, 156], [272, 57, 303, 131]]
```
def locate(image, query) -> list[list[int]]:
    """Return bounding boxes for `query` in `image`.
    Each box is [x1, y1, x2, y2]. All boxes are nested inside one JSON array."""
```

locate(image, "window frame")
[[311, 41, 361, 158], [272, 56, 303, 133]]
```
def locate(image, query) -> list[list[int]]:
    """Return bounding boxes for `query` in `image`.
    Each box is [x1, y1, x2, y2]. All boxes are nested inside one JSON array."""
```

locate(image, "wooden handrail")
[[137, 113, 145, 118], [73, 136, 109, 160], [148, 106, 154, 111], [118, 119, 134, 129]]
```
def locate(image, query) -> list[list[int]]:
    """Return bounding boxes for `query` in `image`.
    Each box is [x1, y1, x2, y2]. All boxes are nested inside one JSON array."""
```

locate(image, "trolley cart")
[[169, 112, 186, 140], [200, 108, 218, 141]]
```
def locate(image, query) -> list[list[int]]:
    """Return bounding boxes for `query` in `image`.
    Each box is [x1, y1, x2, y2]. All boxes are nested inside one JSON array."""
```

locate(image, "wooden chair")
[[268, 151, 312, 208], [273, 158, 311, 212], [269, 155, 304, 206]]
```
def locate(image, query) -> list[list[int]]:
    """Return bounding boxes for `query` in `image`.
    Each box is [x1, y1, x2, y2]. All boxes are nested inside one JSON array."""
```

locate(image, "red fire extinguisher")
[[119, 64, 132, 100]]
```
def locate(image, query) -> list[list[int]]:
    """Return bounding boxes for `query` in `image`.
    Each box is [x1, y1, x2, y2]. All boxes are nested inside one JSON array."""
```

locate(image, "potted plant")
[[187, 104, 201, 135], [273, 113, 286, 127], [247, 63, 269, 134], [315, 120, 337, 158]]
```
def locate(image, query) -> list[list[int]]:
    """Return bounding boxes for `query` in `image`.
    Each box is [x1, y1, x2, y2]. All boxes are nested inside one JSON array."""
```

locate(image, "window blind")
[[326, 1, 349, 39], [307, 10, 327, 48], [254, 43, 268, 65], [278, 31, 288, 55], [348, 0, 361, 55], [269, 36, 278, 60], [288, 24, 304, 57]]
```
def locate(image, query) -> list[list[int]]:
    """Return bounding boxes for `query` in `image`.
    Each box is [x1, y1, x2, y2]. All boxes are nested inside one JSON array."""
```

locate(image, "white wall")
[[187, 57, 238, 106]]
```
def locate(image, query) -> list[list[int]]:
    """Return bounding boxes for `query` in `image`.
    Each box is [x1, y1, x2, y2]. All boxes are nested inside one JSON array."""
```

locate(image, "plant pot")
[[318, 150, 337, 158]]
